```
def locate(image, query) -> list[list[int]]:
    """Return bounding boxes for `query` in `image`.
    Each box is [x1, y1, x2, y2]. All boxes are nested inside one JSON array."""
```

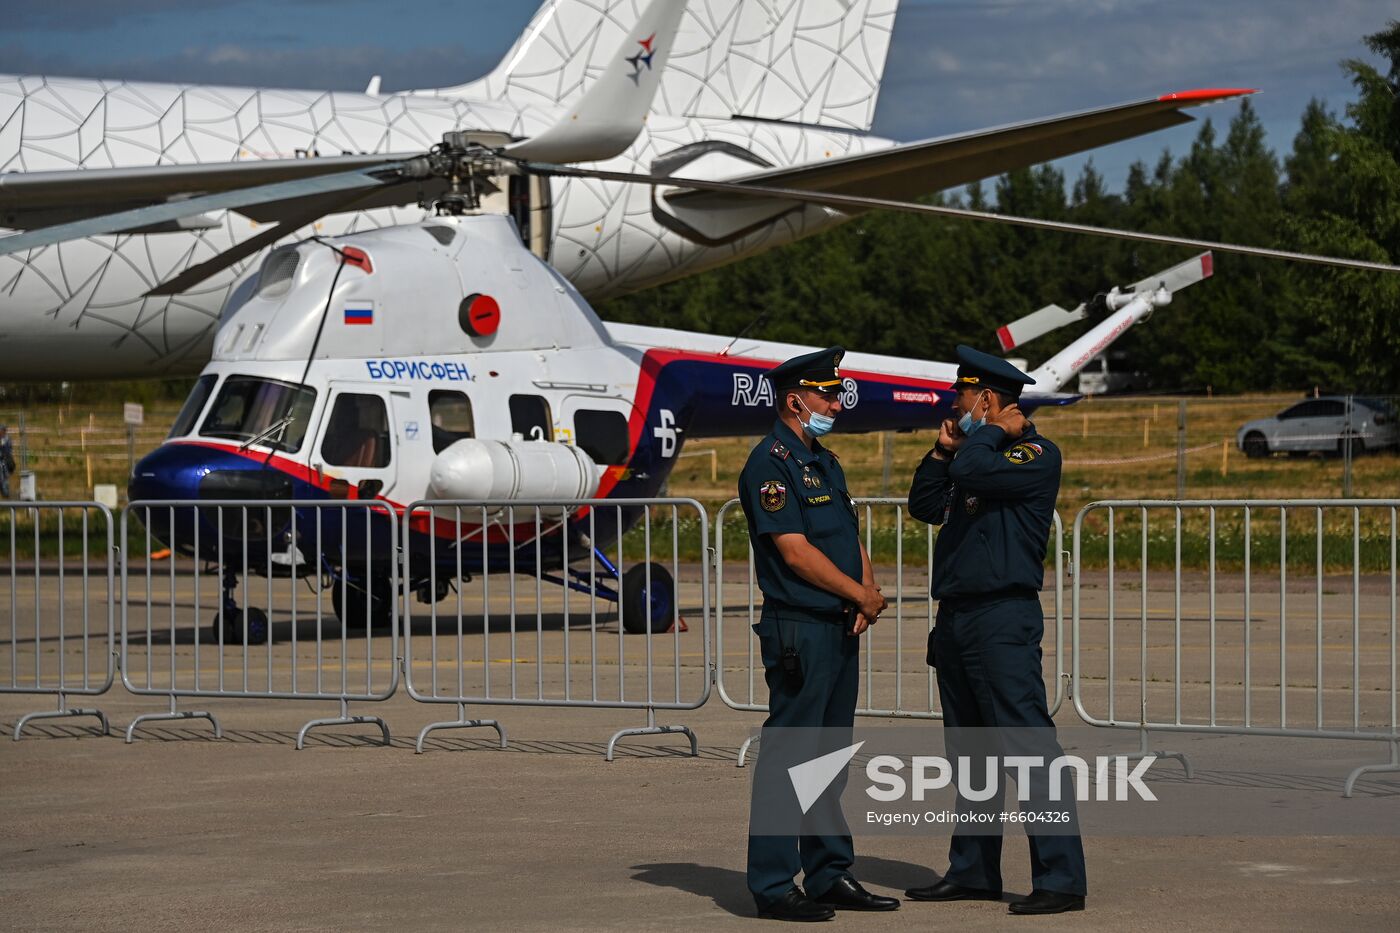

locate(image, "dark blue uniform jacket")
[[908, 423, 1060, 599], [738, 420, 862, 613]]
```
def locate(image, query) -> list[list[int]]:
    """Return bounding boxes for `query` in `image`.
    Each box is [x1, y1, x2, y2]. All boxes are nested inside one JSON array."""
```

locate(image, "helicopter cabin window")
[[574, 410, 630, 465], [509, 394, 553, 441], [199, 376, 316, 452], [321, 394, 391, 468], [429, 390, 476, 453], [169, 374, 218, 438]]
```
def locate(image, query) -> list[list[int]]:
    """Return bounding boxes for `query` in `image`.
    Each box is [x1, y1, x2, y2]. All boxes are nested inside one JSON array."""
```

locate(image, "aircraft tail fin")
[[663, 0, 901, 132], [436, 1, 901, 133]]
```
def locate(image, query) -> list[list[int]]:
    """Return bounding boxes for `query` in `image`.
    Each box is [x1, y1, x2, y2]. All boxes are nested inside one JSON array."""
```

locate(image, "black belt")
[[763, 601, 852, 624], [937, 586, 1039, 609]]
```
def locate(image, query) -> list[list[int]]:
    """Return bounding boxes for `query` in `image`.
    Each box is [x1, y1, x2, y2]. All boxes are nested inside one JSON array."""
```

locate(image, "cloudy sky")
[[3, 0, 1388, 190]]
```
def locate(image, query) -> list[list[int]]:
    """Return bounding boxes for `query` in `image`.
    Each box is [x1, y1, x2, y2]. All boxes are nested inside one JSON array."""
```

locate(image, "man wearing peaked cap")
[[737, 346, 898, 921], [905, 345, 1087, 915]]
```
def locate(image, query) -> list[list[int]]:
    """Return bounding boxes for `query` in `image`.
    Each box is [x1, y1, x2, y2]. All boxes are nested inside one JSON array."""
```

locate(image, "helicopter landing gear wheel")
[[332, 575, 394, 632], [621, 562, 675, 634], [209, 607, 269, 646]]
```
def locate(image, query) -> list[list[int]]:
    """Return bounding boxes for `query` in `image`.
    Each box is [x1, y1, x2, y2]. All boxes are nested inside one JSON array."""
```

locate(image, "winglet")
[[503, 0, 687, 164]]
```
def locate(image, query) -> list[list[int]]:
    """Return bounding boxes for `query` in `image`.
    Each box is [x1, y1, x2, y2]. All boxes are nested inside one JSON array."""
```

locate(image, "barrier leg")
[[296, 697, 390, 750], [737, 733, 758, 768], [1343, 739, 1400, 798], [605, 707, 697, 762], [1116, 726, 1192, 779], [13, 694, 110, 740], [415, 702, 508, 754], [124, 697, 222, 743]]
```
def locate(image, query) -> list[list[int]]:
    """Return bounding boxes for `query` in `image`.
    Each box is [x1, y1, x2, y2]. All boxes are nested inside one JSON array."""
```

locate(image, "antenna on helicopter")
[[718, 313, 770, 357]]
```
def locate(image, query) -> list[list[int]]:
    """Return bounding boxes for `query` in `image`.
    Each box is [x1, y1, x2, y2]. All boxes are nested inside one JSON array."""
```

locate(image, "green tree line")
[[601, 23, 1400, 394]]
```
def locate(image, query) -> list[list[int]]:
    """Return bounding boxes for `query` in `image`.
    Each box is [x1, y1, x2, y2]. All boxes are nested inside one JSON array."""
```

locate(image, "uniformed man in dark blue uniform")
[[905, 345, 1087, 916], [740, 346, 899, 922]]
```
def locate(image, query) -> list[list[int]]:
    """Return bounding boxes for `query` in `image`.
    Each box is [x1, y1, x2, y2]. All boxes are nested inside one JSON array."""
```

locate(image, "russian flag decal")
[[344, 303, 374, 325]]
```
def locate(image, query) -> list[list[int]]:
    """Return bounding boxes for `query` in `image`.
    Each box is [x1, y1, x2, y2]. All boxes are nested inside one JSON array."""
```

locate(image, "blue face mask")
[[795, 396, 836, 438], [958, 392, 989, 436]]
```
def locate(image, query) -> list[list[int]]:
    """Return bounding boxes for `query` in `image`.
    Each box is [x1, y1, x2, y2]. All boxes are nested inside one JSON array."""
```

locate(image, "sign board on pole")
[[123, 403, 144, 426]]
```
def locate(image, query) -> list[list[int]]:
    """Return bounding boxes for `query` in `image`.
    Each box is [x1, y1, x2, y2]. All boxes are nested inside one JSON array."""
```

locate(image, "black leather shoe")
[[1008, 890, 1085, 915], [757, 888, 836, 922], [905, 879, 1002, 902], [811, 876, 900, 911]]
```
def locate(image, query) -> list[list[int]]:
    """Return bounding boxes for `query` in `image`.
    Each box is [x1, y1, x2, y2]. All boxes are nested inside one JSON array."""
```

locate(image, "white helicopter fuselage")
[[128, 213, 964, 523]]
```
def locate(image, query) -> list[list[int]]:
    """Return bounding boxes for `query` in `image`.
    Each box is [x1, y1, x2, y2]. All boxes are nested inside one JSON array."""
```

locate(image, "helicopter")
[[123, 197, 1220, 643], [11, 3, 1397, 643]]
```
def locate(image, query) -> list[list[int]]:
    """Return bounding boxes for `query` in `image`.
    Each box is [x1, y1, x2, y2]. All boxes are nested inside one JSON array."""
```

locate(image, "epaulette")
[[769, 440, 790, 460]]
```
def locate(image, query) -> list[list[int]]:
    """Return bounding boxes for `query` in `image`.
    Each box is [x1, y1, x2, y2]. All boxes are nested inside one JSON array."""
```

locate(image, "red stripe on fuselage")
[[612, 347, 953, 498]]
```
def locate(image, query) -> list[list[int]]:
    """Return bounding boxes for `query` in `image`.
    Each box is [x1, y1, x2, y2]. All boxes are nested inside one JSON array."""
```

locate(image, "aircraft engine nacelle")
[[428, 438, 600, 513]]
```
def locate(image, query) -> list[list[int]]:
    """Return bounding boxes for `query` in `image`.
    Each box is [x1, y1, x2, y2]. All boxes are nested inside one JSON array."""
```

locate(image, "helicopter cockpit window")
[[429, 390, 475, 453], [199, 376, 316, 452], [169, 374, 218, 439], [509, 394, 553, 441], [574, 410, 630, 465], [321, 394, 391, 468]]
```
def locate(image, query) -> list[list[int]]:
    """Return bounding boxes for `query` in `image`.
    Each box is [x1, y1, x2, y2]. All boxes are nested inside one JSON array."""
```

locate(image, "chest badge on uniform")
[[801, 467, 822, 489], [964, 495, 980, 515], [1005, 443, 1041, 464], [760, 480, 787, 512]]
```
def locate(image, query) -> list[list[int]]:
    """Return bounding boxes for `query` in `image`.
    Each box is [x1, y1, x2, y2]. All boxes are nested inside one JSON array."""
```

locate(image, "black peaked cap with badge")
[[763, 346, 846, 393], [954, 344, 1035, 398]]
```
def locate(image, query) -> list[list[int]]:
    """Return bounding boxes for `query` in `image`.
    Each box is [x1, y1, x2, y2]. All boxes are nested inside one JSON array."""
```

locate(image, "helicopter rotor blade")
[[143, 185, 396, 297], [527, 162, 1400, 275], [0, 162, 406, 259]]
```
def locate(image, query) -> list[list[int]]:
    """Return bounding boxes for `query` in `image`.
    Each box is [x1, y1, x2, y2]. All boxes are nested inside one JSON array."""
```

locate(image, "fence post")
[[1343, 394, 1354, 497], [1176, 399, 1187, 499], [880, 431, 893, 497]]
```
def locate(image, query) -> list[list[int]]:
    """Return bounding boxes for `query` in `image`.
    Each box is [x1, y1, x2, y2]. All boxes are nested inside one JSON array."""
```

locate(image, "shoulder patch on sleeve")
[[1005, 443, 1040, 464], [759, 480, 788, 512], [769, 440, 790, 460]]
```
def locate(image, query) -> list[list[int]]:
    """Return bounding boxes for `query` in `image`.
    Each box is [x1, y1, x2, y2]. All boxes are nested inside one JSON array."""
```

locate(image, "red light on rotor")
[[460, 293, 501, 337], [341, 247, 373, 274]]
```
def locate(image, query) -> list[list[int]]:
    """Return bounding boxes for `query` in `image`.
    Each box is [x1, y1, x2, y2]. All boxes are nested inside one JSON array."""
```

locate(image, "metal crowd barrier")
[[715, 497, 1068, 764], [121, 500, 400, 748], [1071, 499, 1400, 796], [401, 498, 711, 759], [2, 502, 115, 739]]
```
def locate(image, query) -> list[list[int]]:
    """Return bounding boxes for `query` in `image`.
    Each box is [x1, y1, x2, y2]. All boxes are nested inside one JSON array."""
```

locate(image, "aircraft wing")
[[0, 153, 423, 231], [663, 89, 1255, 209]]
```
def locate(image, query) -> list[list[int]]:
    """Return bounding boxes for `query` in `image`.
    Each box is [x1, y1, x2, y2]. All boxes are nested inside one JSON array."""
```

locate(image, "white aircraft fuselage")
[[0, 73, 885, 379]]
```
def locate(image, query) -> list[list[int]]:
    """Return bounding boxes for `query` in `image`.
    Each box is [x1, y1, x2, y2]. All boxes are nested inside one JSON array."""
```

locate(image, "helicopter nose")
[[127, 443, 295, 503], [128, 442, 212, 502]]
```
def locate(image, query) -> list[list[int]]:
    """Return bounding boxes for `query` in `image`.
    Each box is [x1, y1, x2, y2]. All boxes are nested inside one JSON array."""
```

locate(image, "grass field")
[[3, 394, 1397, 569]]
